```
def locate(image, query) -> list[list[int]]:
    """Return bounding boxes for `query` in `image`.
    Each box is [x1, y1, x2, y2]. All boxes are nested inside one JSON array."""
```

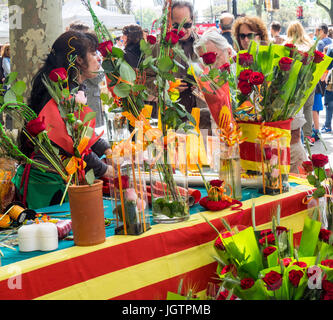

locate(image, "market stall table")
[[0, 182, 314, 300]]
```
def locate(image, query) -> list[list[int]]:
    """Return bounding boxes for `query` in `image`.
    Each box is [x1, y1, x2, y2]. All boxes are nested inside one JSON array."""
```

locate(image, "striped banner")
[[238, 119, 292, 175], [0, 185, 313, 300]]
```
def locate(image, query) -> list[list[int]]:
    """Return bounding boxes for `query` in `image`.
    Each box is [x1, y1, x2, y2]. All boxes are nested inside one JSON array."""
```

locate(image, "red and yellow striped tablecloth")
[[0, 185, 313, 300]]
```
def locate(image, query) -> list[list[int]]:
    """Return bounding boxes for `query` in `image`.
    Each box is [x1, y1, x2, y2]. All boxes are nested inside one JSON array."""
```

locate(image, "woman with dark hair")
[[122, 24, 143, 69], [13, 30, 113, 209], [232, 16, 269, 51]]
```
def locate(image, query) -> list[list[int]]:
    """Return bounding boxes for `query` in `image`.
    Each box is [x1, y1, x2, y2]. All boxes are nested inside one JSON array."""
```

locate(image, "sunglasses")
[[172, 22, 193, 29], [239, 33, 260, 40]]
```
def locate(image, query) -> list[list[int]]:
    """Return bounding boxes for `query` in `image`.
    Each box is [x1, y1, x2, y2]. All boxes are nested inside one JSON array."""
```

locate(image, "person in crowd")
[[232, 16, 269, 51], [13, 31, 113, 209], [312, 78, 326, 141], [270, 21, 284, 44], [146, 1, 200, 118], [328, 28, 333, 39], [219, 12, 234, 46], [143, 28, 149, 41], [1, 43, 10, 78], [316, 23, 332, 52], [284, 21, 314, 171], [193, 29, 236, 135], [122, 24, 144, 69], [69, 22, 106, 127], [322, 44, 333, 133]]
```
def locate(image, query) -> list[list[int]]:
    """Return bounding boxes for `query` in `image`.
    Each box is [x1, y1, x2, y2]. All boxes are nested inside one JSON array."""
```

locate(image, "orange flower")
[[220, 123, 246, 147]]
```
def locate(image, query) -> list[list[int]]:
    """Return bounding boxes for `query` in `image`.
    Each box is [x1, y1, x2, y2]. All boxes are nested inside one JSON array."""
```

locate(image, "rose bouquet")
[[206, 204, 333, 300], [234, 41, 332, 122]]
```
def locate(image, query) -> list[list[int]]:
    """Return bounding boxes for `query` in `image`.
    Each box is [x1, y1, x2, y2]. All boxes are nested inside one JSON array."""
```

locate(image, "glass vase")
[[109, 151, 151, 235], [148, 131, 190, 224], [256, 137, 290, 195], [219, 142, 242, 200], [104, 107, 130, 146]]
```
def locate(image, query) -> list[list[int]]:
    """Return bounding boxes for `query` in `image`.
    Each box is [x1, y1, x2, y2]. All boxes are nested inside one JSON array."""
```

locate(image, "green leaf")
[[314, 167, 326, 182], [83, 111, 96, 124], [113, 82, 131, 98], [5, 72, 18, 85], [111, 47, 124, 58], [85, 169, 95, 185], [312, 186, 326, 198], [62, 88, 70, 99], [306, 174, 316, 186], [10, 80, 26, 96], [119, 62, 136, 83], [102, 60, 114, 73], [4, 89, 17, 104], [158, 56, 174, 73]]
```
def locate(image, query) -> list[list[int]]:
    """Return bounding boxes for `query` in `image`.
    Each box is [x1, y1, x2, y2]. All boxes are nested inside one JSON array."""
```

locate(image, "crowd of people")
[[5, 1, 333, 208]]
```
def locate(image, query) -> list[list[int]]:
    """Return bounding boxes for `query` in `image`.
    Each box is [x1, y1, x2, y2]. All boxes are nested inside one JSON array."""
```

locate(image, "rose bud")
[[249, 71, 265, 86], [264, 145, 272, 161], [279, 56, 293, 71], [240, 278, 255, 290], [311, 154, 329, 168], [201, 52, 217, 65], [238, 80, 253, 95], [263, 246, 276, 258], [289, 269, 304, 288], [171, 28, 185, 39], [26, 117, 46, 137], [165, 31, 180, 45], [313, 50, 325, 64], [219, 63, 230, 73], [302, 160, 314, 173], [239, 69, 253, 81], [98, 40, 113, 57], [49, 67, 68, 82], [147, 35, 157, 45], [262, 270, 283, 291], [238, 52, 254, 67], [210, 179, 223, 187]]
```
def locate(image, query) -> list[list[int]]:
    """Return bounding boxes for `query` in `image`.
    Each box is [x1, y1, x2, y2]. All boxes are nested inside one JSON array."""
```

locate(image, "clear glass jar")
[[104, 108, 130, 145]]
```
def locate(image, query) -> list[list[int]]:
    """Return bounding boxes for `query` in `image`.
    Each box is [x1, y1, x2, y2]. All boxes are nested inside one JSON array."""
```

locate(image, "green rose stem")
[[60, 174, 73, 206]]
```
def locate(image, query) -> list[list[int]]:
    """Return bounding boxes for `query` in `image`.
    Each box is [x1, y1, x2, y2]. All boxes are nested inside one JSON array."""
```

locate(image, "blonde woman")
[[284, 21, 314, 172]]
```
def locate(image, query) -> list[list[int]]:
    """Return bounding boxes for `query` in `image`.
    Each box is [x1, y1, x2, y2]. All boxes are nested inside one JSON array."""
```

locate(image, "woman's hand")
[[102, 165, 114, 178]]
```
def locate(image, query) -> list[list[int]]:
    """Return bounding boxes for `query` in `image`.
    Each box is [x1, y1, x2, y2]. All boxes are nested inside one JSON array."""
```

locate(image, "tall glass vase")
[[148, 131, 190, 224], [108, 151, 151, 235], [104, 108, 130, 146], [219, 142, 242, 200], [256, 137, 290, 195]]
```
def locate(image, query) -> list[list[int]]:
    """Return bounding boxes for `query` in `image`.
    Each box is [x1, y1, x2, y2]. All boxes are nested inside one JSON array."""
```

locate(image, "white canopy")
[[0, 22, 9, 44], [62, 0, 136, 31]]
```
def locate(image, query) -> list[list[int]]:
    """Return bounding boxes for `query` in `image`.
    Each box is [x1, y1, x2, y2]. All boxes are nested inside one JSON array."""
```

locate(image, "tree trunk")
[[8, 0, 63, 98], [316, 0, 333, 24], [253, 0, 264, 18]]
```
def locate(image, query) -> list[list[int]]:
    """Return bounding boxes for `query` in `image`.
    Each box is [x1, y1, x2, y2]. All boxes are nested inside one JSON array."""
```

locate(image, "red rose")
[[323, 279, 333, 292], [165, 31, 179, 45], [319, 229, 332, 242], [262, 270, 283, 291], [49, 67, 67, 82], [322, 292, 333, 300], [311, 154, 329, 168], [26, 117, 46, 137], [321, 259, 333, 268], [217, 289, 238, 300], [314, 50, 325, 63], [239, 69, 253, 81], [264, 145, 272, 161], [282, 258, 292, 267], [146, 35, 157, 45], [210, 179, 223, 187], [98, 40, 113, 57], [249, 71, 265, 85], [219, 63, 230, 73], [276, 226, 288, 235], [292, 261, 307, 268], [284, 43, 296, 49], [263, 246, 276, 258], [171, 28, 185, 39], [259, 233, 275, 245], [289, 269, 304, 287], [301, 52, 311, 65], [114, 175, 129, 189], [302, 160, 314, 173], [214, 236, 226, 250], [260, 229, 272, 236], [279, 57, 293, 71], [201, 52, 217, 65], [240, 278, 255, 290], [238, 52, 253, 67], [221, 264, 232, 275], [238, 80, 253, 95]]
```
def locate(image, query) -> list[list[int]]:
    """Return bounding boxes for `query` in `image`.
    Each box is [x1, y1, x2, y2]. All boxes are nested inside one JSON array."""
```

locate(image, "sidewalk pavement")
[[309, 109, 333, 167]]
